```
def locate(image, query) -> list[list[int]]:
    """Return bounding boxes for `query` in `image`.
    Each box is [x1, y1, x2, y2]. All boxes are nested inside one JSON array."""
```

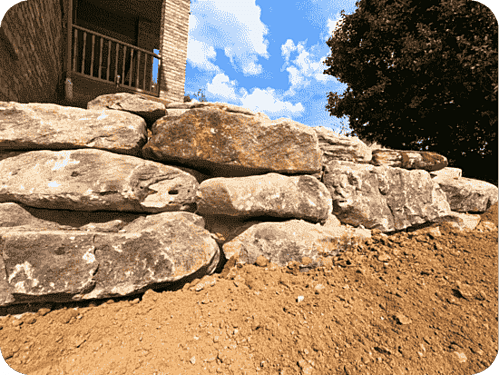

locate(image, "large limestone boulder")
[[313, 126, 372, 163], [142, 108, 322, 177], [196, 173, 332, 223], [371, 149, 448, 172], [87, 93, 166, 126], [223, 219, 370, 269], [435, 176, 498, 213], [0, 212, 220, 306], [0, 102, 146, 156], [323, 161, 452, 232], [0, 149, 198, 213]]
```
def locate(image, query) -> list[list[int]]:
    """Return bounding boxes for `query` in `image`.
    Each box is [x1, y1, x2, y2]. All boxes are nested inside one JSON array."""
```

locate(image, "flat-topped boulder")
[[87, 93, 167, 126], [0, 101, 146, 156], [371, 149, 448, 172], [196, 173, 331, 223], [0, 149, 198, 213], [142, 107, 322, 177]]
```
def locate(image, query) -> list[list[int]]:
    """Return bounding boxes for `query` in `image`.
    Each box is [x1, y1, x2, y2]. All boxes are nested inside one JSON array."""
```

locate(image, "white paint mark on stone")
[[8, 261, 34, 283], [82, 249, 95, 263], [52, 151, 80, 171], [48, 181, 60, 188], [14, 281, 26, 293], [97, 112, 108, 120]]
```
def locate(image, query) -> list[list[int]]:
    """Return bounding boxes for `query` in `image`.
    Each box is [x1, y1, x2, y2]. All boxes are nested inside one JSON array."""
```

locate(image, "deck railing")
[[71, 24, 161, 96]]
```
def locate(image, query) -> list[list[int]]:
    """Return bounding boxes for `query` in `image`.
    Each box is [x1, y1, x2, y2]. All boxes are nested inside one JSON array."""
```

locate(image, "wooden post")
[[66, 0, 73, 76]]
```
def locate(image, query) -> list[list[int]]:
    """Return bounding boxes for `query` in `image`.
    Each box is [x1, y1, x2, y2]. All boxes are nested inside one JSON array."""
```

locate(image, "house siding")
[[0, 0, 66, 103]]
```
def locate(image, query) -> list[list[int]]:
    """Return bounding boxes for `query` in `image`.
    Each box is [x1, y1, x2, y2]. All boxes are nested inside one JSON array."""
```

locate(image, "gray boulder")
[[313, 126, 372, 163], [371, 149, 448, 172], [436, 176, 498, 212]]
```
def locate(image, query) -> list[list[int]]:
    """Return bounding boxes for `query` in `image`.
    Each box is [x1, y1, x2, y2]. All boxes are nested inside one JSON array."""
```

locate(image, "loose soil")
[[0, 205, 497, 375]]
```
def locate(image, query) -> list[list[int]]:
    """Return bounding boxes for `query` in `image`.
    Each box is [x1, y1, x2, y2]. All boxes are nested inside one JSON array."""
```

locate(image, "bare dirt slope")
[[0, 204, 497, 375]]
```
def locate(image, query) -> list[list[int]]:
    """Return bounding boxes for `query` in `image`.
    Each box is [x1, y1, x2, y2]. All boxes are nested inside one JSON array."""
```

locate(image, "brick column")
[[158, 0, 190, 103]]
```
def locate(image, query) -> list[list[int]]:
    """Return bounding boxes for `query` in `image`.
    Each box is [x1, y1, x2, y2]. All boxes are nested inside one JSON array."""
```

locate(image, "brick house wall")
[[0, 0, 190, 105], [158, 0, 190, 102], [0, 0, 66, 103]]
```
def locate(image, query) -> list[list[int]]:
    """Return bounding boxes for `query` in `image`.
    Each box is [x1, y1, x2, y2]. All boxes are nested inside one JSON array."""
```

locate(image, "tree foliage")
[[324, 0, 498, 185], [184, 88, 208, 103]]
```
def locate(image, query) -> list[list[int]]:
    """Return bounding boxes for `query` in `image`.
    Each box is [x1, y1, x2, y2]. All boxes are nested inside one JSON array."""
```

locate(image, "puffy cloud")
[[325, 13, 343, 40], [206, 73, 239, 101], [204, 73, 304, 119], [187, 39, 220, 72], [281, 40, 334, 96], [240, 88, 305, 118], [188, 0, 269, 75]]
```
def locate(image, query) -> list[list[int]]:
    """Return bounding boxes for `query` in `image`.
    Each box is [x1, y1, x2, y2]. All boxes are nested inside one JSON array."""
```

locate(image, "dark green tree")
[[324, 0, 498, 185]]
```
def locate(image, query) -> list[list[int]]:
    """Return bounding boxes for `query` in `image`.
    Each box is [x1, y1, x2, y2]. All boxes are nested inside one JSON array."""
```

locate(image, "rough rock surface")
[[142, 108, 322, 177], [196, 173, 332, 222], [436, 176, 498, 212], [0, 96, 496, 310], [223, 219, 371, 269], [371, 149, 448, 172], [0, 212, 220, 306], [87, 93, 166, 126], [0, 102, 146, 156], [0, 149, 198, 213], [323, 161, 452, 232], [313, 126, 372, 163]]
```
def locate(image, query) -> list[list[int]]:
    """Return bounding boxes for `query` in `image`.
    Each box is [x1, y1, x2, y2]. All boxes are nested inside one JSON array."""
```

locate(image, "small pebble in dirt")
[[297, 296, 304, 303], [395, 313, 412, 325], [454, 351, 467, 363], [256, 255, 269, 267]]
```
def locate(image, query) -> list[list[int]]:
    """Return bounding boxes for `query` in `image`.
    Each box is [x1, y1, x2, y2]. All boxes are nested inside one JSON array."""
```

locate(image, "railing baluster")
[[115, 41, 119, 84], [128, 48, 134, 87], [90, 34, 96, 77], [121, 45, 127, 86], [81, 31, 87, 74], [136, 51, 141, 89], [142, 54, 147, 91], [72, 28, 78, 72], [98, 36, 103, 79], [106, 40, 111, 82], [156, 56, 161, 94]]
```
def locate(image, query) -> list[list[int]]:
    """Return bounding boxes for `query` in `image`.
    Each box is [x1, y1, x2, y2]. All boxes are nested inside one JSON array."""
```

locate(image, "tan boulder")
[[371, 149, 448, 172], [196, 173, 331, 222], [0, 149, 198, 213], [0, 101, 146, 156], [436, 176, 498, 213], [313, 126, 372, 163], [142, 107, 322, 177], [223, 219, 370, 269]]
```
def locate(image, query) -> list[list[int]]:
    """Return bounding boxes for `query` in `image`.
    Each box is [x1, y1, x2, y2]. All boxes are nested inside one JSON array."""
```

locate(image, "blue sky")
[[182, 0, 358, 134]]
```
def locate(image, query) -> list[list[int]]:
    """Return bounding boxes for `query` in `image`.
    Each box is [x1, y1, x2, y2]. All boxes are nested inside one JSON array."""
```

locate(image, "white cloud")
[[206, 73, 239, 101], [240, 88, 305, 117], [204, 73, 304, 119], [188, 0, 269, 75], [325, 13, 343, 40], [281, 40, 335, 96], [187, 39, 220, 72]]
